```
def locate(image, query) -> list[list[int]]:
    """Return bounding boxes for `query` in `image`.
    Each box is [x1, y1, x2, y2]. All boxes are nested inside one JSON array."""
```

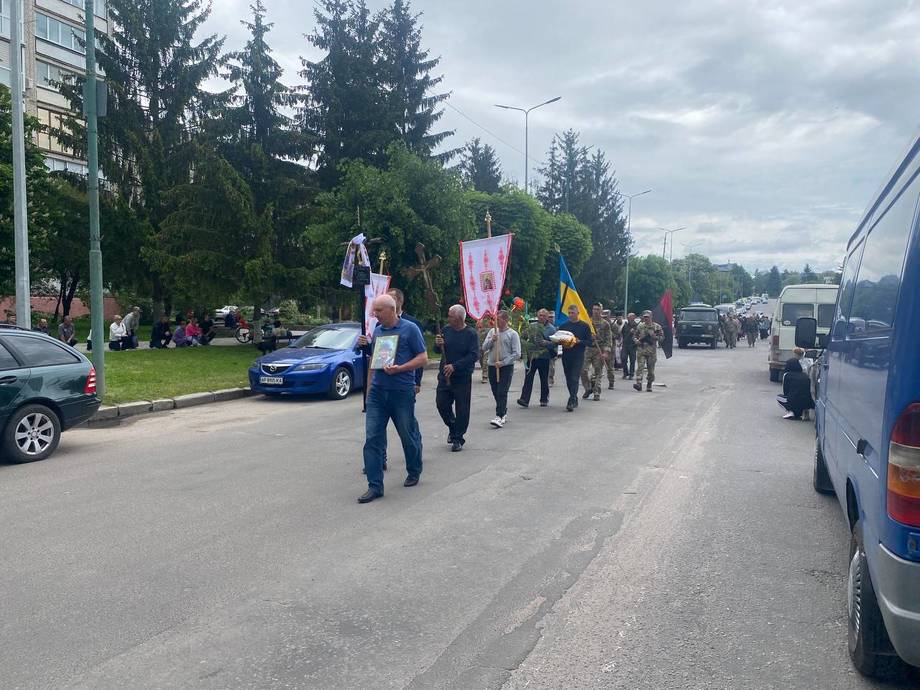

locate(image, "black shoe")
[[540, 401, 548, 407], [646, 385, 653, 392], [516, 399, 528, 408], [447, 435, 455, 446], [566, 400, 574, 412], [358, 490, 382, 504], [582, 390, 591, 399], [608, 384, 615, 390], [404, 476, 419, 487], [451, 440, 463, 452], [633, 383, 642, 392]]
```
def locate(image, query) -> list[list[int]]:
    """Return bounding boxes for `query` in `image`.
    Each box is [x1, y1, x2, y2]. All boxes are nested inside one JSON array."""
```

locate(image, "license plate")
[[259, 376, 284, 385]]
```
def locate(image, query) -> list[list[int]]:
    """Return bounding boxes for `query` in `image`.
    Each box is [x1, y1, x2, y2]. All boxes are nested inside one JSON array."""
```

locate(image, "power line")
[[445, 101, 526, 159]]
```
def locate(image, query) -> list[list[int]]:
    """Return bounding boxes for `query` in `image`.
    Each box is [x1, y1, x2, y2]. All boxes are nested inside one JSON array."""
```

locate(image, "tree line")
[[0, 0, 810, 322]]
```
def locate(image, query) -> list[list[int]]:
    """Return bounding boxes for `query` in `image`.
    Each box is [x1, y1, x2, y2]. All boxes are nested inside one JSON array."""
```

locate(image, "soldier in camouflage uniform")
[[580, 303, 614, 400], [547, 310, 557, 386], [476, 312, 493, 383], [633, 310, 665, 392]]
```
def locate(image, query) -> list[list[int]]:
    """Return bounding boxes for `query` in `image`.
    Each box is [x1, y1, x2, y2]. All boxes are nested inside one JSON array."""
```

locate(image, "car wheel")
[[813, 438, 834, 495], [847, 521, 904, 679], [769, 368, 780, 383], [710, 339, 717, 349], [3, 404, 61, 463], [328, 366, 352, 400], [677, 339, 687, 349]]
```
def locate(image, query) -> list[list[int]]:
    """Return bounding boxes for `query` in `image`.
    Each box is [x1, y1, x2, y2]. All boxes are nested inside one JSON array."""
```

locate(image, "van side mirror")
[[795, 317, 818, 348]]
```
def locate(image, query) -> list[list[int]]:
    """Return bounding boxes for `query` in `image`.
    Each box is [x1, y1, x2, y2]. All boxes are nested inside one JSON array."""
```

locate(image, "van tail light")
[[772, 335, 779, 348], [84, 366, 97, 396], [888, 403, 920, 527]]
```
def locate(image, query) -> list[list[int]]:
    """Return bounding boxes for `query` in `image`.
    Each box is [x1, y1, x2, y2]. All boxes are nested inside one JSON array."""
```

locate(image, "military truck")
[[676, 304, 720, 349]]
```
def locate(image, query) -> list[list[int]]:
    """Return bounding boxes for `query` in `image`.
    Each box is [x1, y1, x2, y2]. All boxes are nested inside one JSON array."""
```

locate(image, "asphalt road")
[[1, 323, 914, 688]]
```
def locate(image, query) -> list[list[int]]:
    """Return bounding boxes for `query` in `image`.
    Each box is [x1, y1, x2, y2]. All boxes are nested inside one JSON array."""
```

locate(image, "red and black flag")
[[653, 289, 674, 359]]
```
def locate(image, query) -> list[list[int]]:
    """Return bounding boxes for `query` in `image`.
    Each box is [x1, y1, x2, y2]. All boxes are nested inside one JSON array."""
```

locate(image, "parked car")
[[796, 129, 920, 678], [768, 283, 838, 382], [248, 322, 364, 400], [0, 326, 100, 463], [675, 305, 720, 348], [214, 305, 239, 319]]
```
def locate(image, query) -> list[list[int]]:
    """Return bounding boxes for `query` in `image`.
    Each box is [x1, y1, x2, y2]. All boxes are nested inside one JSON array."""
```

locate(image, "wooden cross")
[[403, 242, 442, 313]]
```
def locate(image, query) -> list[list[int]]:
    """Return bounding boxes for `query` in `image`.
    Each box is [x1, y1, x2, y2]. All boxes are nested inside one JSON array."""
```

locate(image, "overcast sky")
[[204, 0, 920, 272]]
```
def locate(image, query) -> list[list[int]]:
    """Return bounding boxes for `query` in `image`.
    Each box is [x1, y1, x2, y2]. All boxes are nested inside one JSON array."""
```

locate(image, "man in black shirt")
[[434, 305, 479, 452], [200, 312, 216, 345], [558, 304, 595, 412]]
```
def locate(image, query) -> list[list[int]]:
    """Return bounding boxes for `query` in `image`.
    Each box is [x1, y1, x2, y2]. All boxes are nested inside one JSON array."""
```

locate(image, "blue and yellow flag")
[[556, 256, 595, 334]]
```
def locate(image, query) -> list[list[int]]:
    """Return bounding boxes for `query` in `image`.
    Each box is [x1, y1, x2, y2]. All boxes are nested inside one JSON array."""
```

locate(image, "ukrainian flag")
[[556, 255, 595, 334]]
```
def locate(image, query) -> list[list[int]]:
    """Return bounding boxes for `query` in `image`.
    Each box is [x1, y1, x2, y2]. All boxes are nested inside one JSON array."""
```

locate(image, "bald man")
[[356, 294, 428, 504]]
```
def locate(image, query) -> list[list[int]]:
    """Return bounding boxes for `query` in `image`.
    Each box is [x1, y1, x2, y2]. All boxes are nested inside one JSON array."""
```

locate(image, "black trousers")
[[488, 365, 514, 417], [561, 350, 586, 403], [436, 375, 472, 442], [520, 357, 550, 404], [623, 348, 637, 377]]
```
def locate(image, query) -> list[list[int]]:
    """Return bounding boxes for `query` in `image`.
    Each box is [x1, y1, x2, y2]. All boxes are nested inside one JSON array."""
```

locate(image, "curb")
[[90, 387, 253, 424]]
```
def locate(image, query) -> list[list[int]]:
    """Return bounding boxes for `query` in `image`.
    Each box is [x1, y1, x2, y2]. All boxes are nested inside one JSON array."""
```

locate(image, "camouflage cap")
[[642, 310, 652, 317]]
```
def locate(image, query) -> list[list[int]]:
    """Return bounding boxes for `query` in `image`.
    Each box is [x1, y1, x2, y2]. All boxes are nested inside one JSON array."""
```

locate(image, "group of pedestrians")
[[719, 312, 770, 348], [356, 295, 668, 505]]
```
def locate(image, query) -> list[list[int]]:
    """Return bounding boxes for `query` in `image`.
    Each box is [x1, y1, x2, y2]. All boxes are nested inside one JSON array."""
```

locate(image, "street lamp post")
[[494, 96, 562, 193], [614, 189, 652, 316], [659, 226, 686, 263], [10, 0, 31, 328]]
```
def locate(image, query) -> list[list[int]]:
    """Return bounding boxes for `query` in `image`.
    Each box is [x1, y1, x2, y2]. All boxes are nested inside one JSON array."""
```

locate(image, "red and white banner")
[[364, 273, 391, 336], [460, 234, 513, 320]]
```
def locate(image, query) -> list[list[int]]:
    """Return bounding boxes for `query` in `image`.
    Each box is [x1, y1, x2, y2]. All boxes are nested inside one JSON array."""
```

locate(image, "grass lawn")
[[100, 345, 259, 405]]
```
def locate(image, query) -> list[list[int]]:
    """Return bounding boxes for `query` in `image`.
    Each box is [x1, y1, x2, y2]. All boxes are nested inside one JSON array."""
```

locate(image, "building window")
[[35, 106, 72, 155], [35, 12, 86, 54], [0, 0, 9, 39], [46, 157, 89, 176], [36, 60, 73, 92], [59, 0, 107, 19]]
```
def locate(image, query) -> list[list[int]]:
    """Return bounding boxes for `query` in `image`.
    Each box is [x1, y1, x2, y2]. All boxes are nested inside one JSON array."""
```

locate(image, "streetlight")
[[494, 96, 562, 193], [614, 189, 652, 316], [682, 241, 703, 300], [658, 226, 686, 263]]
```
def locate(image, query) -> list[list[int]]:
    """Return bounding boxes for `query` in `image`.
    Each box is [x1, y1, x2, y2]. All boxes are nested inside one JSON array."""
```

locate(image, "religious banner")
[[364, 273, 391, 336], [340, 233, 371, 288], [460, 234, 513, 319]]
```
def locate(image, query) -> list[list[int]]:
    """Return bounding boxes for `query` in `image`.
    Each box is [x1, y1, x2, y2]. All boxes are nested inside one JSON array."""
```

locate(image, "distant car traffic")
[[248, 322, 364, 400], [0, 327, 100, 463]]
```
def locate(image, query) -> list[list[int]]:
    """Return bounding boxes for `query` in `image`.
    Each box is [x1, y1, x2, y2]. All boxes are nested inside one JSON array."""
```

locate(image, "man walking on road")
[[558, 305, 594, 412], [517, 308, 556, 408], [581, 303, 614, 401], [633, 310, 664, 392], [388, 288, 424, 394], [476, 312, 493, 384], [621, 312, 638, 380], [481, 310, 521, 428], [357, 295, 428, 504], [434, 305, 479, 452]]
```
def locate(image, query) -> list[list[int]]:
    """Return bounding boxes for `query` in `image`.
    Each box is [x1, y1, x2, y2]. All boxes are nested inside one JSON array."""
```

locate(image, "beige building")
[[0, 0, 109, 174]]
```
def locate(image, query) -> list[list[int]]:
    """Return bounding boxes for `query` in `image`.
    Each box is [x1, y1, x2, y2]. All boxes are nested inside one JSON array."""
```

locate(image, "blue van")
[[798, 132, 920, 678]]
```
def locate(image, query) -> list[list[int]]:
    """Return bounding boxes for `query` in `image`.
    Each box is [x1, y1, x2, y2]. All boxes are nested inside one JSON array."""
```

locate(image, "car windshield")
[[291, 326, 357, 350], [680, 310, 718, 322]]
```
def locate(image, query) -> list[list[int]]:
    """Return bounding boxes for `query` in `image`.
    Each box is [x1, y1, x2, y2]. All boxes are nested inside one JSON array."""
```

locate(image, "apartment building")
[[0, 0, 109, 174]]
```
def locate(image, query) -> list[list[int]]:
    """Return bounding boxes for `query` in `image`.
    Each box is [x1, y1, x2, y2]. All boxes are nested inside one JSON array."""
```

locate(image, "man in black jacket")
[[434, 305, 479, 452], [558, 305, 595, 412], [620, 312, 638, 379]]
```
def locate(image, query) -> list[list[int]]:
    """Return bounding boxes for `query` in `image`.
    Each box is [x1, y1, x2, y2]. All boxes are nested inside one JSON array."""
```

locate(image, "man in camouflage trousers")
[[476, 312, 493, 383], [633, 309, 665, 392], [580, 303, 614, 401]]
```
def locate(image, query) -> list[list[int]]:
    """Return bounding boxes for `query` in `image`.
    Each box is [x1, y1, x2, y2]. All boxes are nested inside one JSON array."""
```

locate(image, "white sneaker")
[[490, 416, 505, 428]]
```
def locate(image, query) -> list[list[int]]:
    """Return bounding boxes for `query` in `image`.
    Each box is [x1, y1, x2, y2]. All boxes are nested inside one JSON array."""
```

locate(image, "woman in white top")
[[109, 315, 127, 351]]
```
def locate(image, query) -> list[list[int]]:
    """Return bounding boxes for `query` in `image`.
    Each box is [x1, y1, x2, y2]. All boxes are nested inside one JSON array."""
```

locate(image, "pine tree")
[[801, 263, 818, 283], [378, 0, 454, 158], [57, 0, 225, 314], [460, 138, 502, 193], [221, 0, 308, 158], [300, 0, 393, 188]]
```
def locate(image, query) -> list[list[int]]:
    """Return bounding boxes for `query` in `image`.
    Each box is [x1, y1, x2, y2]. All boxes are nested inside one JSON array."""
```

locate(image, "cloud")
[[202, 0, 920, 273]]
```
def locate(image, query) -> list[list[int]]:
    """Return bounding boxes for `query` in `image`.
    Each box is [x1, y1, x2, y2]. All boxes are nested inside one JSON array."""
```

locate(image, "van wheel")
[[3, 404, 61, 463], [813, 438, 834, 495], [848, 521, 903, 679], [769, 368, 780, 383]]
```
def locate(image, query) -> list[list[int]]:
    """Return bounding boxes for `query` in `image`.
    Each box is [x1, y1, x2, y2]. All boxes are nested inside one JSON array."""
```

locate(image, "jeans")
[[436, 375, 472, 443], [520, 358, 550, 404], [562, 350, 586, 403], [363, 386, 422, 493], [623, 348, 636, 377], [488, 364, 514, 417]]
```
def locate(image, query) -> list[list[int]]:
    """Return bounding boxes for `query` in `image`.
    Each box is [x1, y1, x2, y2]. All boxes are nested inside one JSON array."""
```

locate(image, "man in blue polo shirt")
[[357, 294, 428, 504]]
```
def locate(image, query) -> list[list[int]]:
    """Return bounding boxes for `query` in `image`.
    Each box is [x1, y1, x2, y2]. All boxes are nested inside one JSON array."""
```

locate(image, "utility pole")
[[85, 0, 105, 396], [614, 189, 652, 316], [494, 96, 561, 194], [10, 0, 31, 328]]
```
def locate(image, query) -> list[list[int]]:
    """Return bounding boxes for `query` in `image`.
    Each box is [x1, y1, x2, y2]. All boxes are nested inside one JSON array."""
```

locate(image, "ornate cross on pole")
[[403, 242, 442, 314], [484, 210, 493, 238]]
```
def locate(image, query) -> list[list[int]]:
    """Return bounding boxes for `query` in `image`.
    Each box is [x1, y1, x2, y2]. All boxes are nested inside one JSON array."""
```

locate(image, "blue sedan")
[[248, 322, 365, 399]]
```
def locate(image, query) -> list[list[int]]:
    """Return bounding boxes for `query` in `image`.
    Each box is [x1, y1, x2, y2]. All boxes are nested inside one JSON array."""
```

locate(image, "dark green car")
[[0, 326, 100, 463], [676, 305, 721, 349]]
